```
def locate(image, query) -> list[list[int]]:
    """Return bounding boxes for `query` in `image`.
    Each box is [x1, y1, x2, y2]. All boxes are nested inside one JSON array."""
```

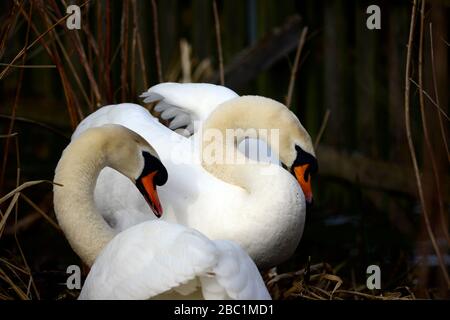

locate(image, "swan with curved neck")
[[71, 84, 318, 269], [54, 124, 270, 299], [54, 125, 167, 266], [201, 95, 316, 195]]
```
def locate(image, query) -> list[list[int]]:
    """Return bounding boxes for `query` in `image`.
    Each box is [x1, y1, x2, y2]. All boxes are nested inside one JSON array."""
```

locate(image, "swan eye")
[[292, 145, 318, 175], [140, 151, 168, 186]]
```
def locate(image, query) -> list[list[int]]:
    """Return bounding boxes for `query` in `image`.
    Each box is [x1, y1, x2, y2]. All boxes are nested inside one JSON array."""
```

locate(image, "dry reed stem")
[[105, 0, 113, 102], [212, 0, 224, 85], [0, 180, 57, 206], [286, 27, 308, 108], [130, 0, 141, 95], [0, 258, 29, 276], [0, 133, 18, 139], [67, 15, 102, 105], [0, 2, 32, 192], [0, 63, 55, 68], [51, 28, 91, 112], [20, 194, 60, 231], [120, 0, 130, 101], [4, 212, 40, 235], [409, 79, 450, 121], [192, 59, 213, 82], [136, 19, 149, 90], [429, 23, 450, 162], [0, 0, 90, 80], [0, 115, 69, 140], [417, 0, 449, 244], [265, 262, 414, 300], [0, 193, 20, 234], [180, 39, 192, 83], [151, 0, 163, 83], [0, 1, 23, 60], [314, 109, 331, 148], [0, 267, 29, 300], [34, 5, 79, 129], [404, 0, 450, 288], [13, 227, 40, 299]]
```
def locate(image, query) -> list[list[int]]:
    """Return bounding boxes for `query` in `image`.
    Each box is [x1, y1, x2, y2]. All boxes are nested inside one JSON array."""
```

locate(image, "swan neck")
[[54, 135, 115, 266], [201, 102, 277, 190]]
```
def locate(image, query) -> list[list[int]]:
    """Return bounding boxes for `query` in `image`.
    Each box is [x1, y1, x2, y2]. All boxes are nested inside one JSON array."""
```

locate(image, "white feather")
[[140, 82, 238, 132], [79, 221, 270, 300], [72, 85, 306, 270]]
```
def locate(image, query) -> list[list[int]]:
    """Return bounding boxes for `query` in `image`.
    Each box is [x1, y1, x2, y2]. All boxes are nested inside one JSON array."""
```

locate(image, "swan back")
[[79, 220, 271, 300]]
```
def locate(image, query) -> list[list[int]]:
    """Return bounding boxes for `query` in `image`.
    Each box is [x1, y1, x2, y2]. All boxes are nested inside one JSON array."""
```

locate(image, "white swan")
[[72, 83, 318, 269], [54, 124, 271, 300]]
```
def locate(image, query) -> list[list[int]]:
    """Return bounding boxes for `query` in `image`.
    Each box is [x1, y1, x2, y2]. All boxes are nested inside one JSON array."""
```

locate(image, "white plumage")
[[141, 82, 238, 134], [79, 220, 271, 300], [71, 83, 314, 269], [54, 124, 270, 300]]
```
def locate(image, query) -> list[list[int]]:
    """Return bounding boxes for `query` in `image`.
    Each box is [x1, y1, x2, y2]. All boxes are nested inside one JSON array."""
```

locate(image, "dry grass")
[[264, 263, 415, 300], [403, 0, 449, 288]]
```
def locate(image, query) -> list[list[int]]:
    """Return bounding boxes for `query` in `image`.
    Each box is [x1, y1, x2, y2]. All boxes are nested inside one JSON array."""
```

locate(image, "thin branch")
[[0, 114, 70, 140], [286, 27, 308, 108], [0, 180, 57, 207], [132, 0, 148, 91], [314, 109, 331, 148], [429, 23, 450, 162], [0, 133, 18, 139], [130, 0, 138, 97], [3, 212, 40, 236], [120, 0, 130, 101], [0, 266, 28, 300], [212, 0, 224, 85], [32, 2, 80, 129], [0, 193, 19, 234], [404, 0, 450, 288], [58, 0, 101, 106], [136, 24, 148, 90], [0, 1, 32, 193], [441, 37, 449, 47], [105, 0, 113, 102], [50, 26, 91, 113], [151, 0, 163, 83], [0, 63, 55, 68], [409, 78, 450, 121], [180, 39, 192, 83], [0, 1, 23, 60], [0, 0, 91, 80], [417, 0, 449, 244], [20, 194, 60, 232]]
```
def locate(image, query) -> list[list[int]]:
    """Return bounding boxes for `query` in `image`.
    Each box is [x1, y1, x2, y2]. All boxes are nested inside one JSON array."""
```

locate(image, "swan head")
[[100, 125, 168, 217], [205, 96, 318, 204]]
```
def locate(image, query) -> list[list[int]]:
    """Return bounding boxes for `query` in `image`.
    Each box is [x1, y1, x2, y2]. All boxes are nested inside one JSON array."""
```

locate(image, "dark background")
[[0, 0, 448, 299]]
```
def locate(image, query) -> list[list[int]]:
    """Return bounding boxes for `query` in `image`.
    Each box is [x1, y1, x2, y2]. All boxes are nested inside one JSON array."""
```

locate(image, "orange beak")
[[293, 164, 313, 204], [137, 171, 163, 217]]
